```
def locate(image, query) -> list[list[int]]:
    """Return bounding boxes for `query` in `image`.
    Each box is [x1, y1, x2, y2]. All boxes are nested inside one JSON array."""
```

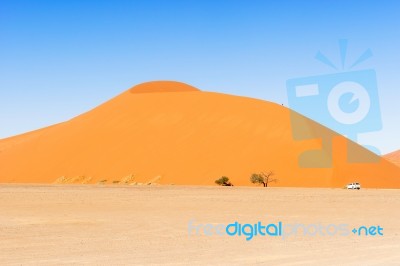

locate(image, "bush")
[[215, 176, 233, 186], [250, 173, 264, 185]]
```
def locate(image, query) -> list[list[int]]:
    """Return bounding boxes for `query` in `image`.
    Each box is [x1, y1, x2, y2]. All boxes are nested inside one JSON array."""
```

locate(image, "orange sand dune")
[[384, 150, 400, 167], [1, 81, 400, 188]]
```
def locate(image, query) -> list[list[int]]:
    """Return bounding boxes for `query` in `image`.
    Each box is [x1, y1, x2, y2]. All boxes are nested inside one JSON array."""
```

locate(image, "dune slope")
[[384, 150, 400, 167], [1, 81, 399, 188]]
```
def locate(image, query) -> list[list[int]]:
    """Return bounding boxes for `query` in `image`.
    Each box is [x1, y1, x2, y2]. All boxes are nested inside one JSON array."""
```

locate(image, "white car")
[[346, 182, 361, 190]]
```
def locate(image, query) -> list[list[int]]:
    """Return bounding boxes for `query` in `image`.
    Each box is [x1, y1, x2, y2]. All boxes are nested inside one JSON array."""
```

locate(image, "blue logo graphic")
[[286, 40, 382, 167]]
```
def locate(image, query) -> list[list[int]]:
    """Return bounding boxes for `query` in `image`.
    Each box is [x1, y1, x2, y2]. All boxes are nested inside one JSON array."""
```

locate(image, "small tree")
[[250, 171, 277, 187], [215, 176, 233, 186]]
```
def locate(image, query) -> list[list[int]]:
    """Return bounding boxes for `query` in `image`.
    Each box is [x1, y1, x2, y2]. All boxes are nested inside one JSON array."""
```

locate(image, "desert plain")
[[0, 184, 399, 265]]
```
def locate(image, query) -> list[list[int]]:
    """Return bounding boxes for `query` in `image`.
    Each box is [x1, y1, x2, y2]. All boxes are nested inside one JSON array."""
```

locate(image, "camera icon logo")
[[287, 41, 382, 167]]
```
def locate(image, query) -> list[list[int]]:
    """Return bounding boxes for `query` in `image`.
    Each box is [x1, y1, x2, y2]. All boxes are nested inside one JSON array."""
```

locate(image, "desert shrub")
[[215, 176, 233, 186], [250, 174, 264, 185]]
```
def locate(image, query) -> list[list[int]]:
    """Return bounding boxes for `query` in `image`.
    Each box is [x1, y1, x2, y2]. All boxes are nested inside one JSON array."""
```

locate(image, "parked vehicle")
[[346, 182, 361, 190]]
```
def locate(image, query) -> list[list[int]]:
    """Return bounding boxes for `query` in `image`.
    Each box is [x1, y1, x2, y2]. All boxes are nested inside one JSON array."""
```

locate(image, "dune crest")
[[130, 81, 200, 93]]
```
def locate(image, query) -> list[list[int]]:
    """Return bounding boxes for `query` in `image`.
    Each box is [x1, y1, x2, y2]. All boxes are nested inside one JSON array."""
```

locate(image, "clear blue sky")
[[1, 0, 399, 153]]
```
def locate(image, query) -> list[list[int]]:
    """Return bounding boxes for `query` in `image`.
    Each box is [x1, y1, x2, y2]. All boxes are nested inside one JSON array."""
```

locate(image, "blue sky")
[[0, 0, 399, 153]]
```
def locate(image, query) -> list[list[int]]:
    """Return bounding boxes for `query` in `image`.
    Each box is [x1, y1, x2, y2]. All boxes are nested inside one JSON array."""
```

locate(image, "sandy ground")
[[0, 185, 399, 265]]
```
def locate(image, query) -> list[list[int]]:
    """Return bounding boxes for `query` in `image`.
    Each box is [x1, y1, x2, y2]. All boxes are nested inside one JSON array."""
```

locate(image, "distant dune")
[[1, 81, 399, 188], [384, 150, 400, 167]]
